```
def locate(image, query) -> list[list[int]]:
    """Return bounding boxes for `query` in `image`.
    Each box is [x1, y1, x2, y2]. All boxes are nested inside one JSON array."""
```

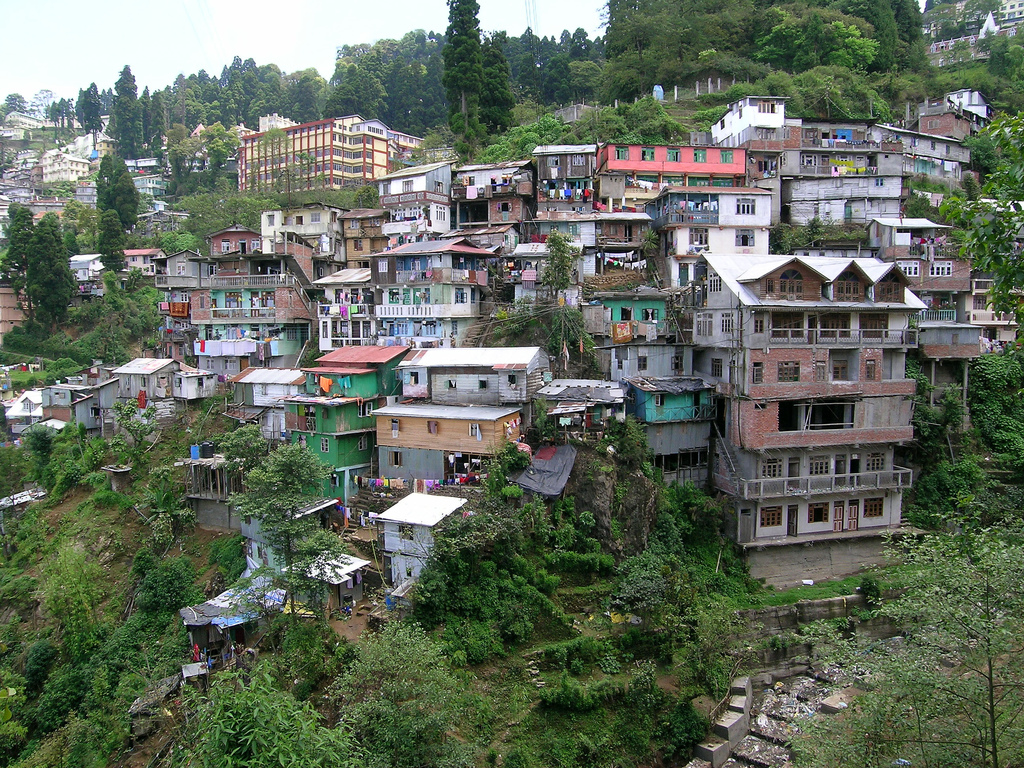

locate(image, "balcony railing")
[[318, 303, 371, 317], [652, 211, 719, 229], [739, 467, 912, 500], [970, 310, 1015, 325], [918, 309, 957, 322], [155, 275, 199, 288], [394, 268, 488, 286], [210, 307, 277, 320], [796, 165, 879, 177], [209, 274, 295, 289], [376, 302, 479, 318], [758, 328, 918, 346]]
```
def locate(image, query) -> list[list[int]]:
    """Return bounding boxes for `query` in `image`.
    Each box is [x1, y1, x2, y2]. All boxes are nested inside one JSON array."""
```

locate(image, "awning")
[[224, 405, 268, 422], [548, 403, 588, 415], [179, 576, 285, 628]]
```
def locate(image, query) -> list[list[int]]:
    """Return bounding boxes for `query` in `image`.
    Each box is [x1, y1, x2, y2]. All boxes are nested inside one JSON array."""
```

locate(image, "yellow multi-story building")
[[238, 114, 421, 193]]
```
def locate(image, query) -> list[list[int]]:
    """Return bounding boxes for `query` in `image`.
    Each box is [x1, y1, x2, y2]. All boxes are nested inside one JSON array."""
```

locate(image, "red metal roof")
[[315, 346, 410, 366], [302, 366, 375, 375]]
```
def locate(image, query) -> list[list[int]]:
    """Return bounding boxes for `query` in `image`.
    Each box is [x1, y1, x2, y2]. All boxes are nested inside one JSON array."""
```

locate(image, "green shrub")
[[662, 699, 710, 756], [35, 664, 91, 733], [539, 672, 623, 711], [24, 639, 58, 694], [136, 557, 202, 614], [209, 534, 246, 583]]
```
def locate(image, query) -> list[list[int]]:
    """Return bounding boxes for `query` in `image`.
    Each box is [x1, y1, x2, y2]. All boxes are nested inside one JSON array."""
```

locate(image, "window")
[[667, 148, 681, 162], [350, 219, 360, 229], [402, 179, 414, 192], [389, 450, 402, 467], [378, 258, 388, 273], [754, 316, 765, 334], [642, 308, 659, 321], [570, 154, 586, 166], [865, 359, 877, 380], [399, 523, 414, 540], [865, 453, 885, 471], [391, 418, 400, 436], [720, 150, 734, 163], [815, 361, 828, 382], [809, 456, 830, 475], [548, 156, 560, 167], [721, 313, 734, 333], [863, 497, 884, 517], [708, 273, 722, 292], [266, 214, 275, 226], [310, 212, 321, 223], [690, 228, 708, 246], [469, 422, 480, 437], [808, 502, 829, 523], [930, 261, 954, 277], [874, 177, 885, 187], [295, 215, 304, 225], [615, 146, 629, 160], [832, 360, 848, 380], [778, 361, 800, 382], [760, 506, 783, 527], [897, 261, 919, 277], [834, 271, 861, 301], [711, 358, 723, 377], [779, 269, 803, 297], [736, 229, 755, 247], [638, 355, 648, 371], [761, 459, 783, 478], [752, 362, 763, 384], [696, 312, 713, 336], [352, 239, 363, 251], [693, 149, 707, 163], [507, 374, 518, 386], [320, 437, 330, 453], [359, 401, 373, 417], [641, 147, 655, 161], [427, 420, 438, 434], [757, 100, 777, 113], [974, 294, 988, 310], [478, 379, 488, 389], [447, 379, 457, 389], [650, 393, 663, 408], [358, 434, 368, 451], [736, 198, 756, 215]]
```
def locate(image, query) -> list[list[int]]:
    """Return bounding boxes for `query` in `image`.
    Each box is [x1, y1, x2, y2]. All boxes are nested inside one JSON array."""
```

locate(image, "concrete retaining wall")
[[744, 536, 888, 587]]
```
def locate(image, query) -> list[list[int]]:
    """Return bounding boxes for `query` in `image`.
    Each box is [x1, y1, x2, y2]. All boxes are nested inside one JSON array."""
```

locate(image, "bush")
[[35, 664, 91, 733], [136, 557, 202, 614], [209, 534, 246, 583], [24, 639, 58, 694], [539, 672, 622, 711], [662, 700, 710, 756]]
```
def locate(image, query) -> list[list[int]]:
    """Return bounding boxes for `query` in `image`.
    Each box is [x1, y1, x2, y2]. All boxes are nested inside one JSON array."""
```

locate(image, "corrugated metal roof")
[[338, 208, 386, 219], [111, 358, 177, 375], [302, 366, 375, 375], [455, 159, 532, 172], [624, 375, 715, 394], [374, 403, 522, 420], [383, 239, 494, 257], [312, 268, 371, 285], [316, 346, 410, 365], [532, 144, 597, 154], [228, 367, 306, 385], [398, 347, 544, 369], [377, 492, 467, 527], [377, 160, 453, 180]]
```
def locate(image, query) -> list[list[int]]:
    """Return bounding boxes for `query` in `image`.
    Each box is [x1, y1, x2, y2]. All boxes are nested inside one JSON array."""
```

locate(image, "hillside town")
[[3, 0, 1024, 766]]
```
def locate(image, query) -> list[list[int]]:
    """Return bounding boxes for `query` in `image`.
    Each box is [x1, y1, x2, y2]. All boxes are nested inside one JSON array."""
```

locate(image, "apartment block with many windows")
[[681, 254, 922, 572]]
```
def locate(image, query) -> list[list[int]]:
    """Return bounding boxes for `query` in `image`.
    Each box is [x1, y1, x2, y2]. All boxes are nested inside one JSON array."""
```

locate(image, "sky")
[[2, 0, 606, 102]]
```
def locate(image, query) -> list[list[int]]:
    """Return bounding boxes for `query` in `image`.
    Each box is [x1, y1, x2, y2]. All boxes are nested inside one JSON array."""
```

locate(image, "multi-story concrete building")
[[238, 114, 421, 192], [124, 248, 161, 276], [370, 238, 490, 346], [682, 253, 923, 582], [377, 161, 453, 246], [885, 126, 968, 187], [596, 142, 748, 211], [710, 97, 906, 225], [40, 150, 91, 184], [313, 268, 376, 350], [261, 204, 347, 277], [647, 186, 773, 286], [339, 208, 388, 268], [451, 159, 535, 230], [914, 90, 991, 140], [583, 288, 683, 381], [533, 144, 597, 212]]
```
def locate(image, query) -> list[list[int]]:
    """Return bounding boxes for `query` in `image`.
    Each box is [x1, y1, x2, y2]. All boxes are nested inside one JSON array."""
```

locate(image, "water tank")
[[200, 441, 215, 459], [190, 445, 201, 461]]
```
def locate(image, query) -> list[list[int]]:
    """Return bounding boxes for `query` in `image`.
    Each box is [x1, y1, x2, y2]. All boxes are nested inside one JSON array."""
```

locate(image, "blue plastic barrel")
[[190, 445, 201, 460]]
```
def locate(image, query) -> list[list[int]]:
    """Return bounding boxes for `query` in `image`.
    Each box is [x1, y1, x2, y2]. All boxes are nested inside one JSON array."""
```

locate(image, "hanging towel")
[[320, 376, 331, 393]]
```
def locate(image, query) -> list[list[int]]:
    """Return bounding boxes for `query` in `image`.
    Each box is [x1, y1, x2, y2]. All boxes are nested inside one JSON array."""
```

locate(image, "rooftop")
[[533, 144, 598, 155], [624, 375, 716, 394], [398, 346, 544, 370], [376, 492, 467, 527], [374, 403, 523, 421], [111, 358, 177, 375], [228, 367, 305, 386], [316, 346, 410, 366], [312, 268, 372, 286], [870, 217, 951, 229], [377, 160, 452, 181]]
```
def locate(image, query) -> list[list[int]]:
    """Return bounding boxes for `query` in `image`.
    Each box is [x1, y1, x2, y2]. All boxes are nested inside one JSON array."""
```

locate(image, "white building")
[[41, 150, 91, 184], [226, 366, 306, 440], [377, 161, 453, 245], [376, 493, 467, 586]]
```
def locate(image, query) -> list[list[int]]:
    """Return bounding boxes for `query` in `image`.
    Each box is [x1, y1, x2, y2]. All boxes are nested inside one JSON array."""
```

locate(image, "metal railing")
[[652, 211, 719, 228], [155, 275, 199, 288], [759, 328, 917, 346], [209, 274, 296, 289], [739, 467, 912, 500], [210, 307, 277, 320], [918, 309, 957, 322]]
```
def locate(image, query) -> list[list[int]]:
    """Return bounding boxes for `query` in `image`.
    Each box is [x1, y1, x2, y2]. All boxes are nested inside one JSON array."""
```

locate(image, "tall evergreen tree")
[[25, 214, 74, 331], [96, 155, 139, 230], [97, 210, 126, 272], [442, 0, 485, 155], [111, 66, 143, 159], [0, 204, 34, 320], [480, 35, 515, 134], [75, 83, 103, 138], [147, 89, 167, 149]]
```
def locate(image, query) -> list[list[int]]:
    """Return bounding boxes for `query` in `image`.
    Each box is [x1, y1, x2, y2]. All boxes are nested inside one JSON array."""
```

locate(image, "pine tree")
[[111, 66, 143, 159], [75, 83, 103, 138], [480, 35, 515, 134], [1, 204, 34, 320], [25, 214, 75, 331], [442, 0, 485, 156], [97, 210, 126, 272], [96, 155, 139, 231]]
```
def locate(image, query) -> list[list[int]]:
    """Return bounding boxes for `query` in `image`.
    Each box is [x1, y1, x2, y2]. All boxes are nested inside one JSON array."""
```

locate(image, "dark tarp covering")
[[514, 445, 577, 498]]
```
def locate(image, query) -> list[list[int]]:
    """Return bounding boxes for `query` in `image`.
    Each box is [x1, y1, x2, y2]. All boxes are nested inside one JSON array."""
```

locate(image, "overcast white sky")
[[2, 0, 605, 101]]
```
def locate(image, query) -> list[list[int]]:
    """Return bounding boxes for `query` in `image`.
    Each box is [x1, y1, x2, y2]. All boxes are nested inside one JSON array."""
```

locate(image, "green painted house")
[[284, 346, 410, 500]]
